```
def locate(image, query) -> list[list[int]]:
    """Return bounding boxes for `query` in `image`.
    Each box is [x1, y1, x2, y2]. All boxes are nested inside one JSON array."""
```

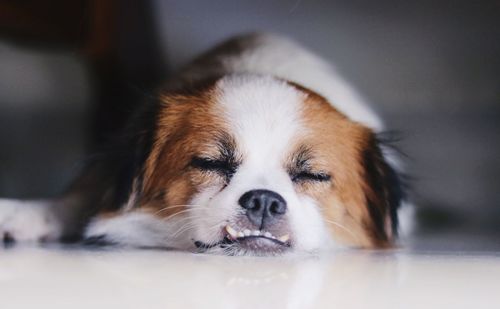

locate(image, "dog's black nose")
[[238, 189, 287, 228]]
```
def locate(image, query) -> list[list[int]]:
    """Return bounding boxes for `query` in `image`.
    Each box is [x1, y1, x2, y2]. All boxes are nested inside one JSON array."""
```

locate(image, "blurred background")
[[0, 0, 499, 251]]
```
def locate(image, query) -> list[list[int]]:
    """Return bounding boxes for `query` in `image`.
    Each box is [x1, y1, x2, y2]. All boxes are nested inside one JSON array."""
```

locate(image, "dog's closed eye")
[[288, 145, 331, 184], [291, 171, 331, 183], [190, 156, 237, 180]]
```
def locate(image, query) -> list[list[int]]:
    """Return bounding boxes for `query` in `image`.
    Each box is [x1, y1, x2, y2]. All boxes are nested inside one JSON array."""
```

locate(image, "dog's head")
[[130, 74, 402, 255]]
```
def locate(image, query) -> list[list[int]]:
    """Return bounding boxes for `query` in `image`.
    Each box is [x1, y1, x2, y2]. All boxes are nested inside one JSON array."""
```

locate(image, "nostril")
[[270, 200, 286, 215], [239, 191, 254, 210], [269, 201, 279, 214], [253, 198, 261, 211]]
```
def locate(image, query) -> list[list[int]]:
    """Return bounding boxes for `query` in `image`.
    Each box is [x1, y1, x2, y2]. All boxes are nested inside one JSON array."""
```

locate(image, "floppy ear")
[[361, 135, 405, 246]]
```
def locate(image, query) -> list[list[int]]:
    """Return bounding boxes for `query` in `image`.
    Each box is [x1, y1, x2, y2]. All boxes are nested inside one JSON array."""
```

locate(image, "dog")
[[0, 33, 408, 255]]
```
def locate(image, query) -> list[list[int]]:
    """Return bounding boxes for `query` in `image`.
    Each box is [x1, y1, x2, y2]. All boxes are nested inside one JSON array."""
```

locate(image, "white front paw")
[[0, 199, 61, 243]]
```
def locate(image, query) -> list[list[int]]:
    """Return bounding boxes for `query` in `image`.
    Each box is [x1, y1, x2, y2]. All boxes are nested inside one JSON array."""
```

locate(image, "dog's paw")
[[0, 199, 61, 244]]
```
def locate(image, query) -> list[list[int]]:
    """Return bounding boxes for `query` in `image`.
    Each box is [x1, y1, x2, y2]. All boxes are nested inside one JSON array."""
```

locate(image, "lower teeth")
[[225, 225, 289, 243]]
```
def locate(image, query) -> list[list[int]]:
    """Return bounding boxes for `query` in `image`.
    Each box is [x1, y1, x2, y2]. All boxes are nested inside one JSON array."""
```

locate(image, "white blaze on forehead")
[[215, 74, 305, 164]]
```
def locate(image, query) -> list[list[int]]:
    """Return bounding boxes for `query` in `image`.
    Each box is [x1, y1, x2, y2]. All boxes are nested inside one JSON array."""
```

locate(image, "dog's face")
[[138, 75, 401, 255]]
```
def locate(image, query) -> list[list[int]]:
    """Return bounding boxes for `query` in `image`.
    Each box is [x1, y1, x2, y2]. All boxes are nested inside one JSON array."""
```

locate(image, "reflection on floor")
[[1, 246, 499, 309]]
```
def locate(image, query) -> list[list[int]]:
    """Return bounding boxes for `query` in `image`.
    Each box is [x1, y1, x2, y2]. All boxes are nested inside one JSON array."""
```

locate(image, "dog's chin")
[[194, 224, 292, 256]]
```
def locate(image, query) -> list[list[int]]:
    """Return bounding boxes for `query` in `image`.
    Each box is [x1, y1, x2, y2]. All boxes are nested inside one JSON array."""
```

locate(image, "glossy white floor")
[[1, 245, 499, 309]]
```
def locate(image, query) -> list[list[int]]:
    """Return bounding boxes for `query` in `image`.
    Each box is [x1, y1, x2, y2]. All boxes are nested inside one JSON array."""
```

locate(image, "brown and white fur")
[[0, 33, 409, 255]]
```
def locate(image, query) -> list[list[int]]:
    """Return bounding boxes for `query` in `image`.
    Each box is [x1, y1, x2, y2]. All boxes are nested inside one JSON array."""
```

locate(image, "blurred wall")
[[1, 1, 499, 237], [0, 42, 91, 197]]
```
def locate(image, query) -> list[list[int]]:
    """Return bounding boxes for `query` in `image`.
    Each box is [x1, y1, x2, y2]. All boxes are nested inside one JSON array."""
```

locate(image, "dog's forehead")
[[214, 75, 306, 162]]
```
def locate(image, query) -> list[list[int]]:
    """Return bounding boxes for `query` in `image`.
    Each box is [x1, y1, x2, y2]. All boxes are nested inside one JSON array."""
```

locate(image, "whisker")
[[323, 219, 359, 241], [154, 204, 203, 215], [159, 209, 195, 221], [172, 223, 200, 238], [162, 211, 232, 223], [171, 216, 227, 237], [157, 205, 233, 221]]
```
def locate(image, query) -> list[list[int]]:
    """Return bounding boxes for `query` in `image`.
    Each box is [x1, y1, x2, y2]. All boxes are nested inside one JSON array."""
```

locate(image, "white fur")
[[181, 33, 384, 131], [84, 211, 194, 249], [228, 35, 383, 130], [0, 199, 61, 242]]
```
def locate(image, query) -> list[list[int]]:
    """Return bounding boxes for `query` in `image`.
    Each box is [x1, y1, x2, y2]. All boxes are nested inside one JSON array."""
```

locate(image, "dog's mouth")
[[224, 224, 291, 246], [194, 225, 291, 254]]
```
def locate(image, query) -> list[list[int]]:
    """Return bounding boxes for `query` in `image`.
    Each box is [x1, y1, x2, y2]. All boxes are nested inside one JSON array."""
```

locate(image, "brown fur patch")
[[291, 85, 394, 248], [139, 81, 230, 218]]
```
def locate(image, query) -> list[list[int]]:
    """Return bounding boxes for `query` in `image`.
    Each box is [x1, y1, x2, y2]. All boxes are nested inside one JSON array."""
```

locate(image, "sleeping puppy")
[[0, 33, 407, 255]]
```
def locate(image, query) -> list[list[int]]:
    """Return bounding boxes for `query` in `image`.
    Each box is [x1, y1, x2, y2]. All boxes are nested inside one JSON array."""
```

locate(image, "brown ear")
[[361, 135, 405, 247]]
